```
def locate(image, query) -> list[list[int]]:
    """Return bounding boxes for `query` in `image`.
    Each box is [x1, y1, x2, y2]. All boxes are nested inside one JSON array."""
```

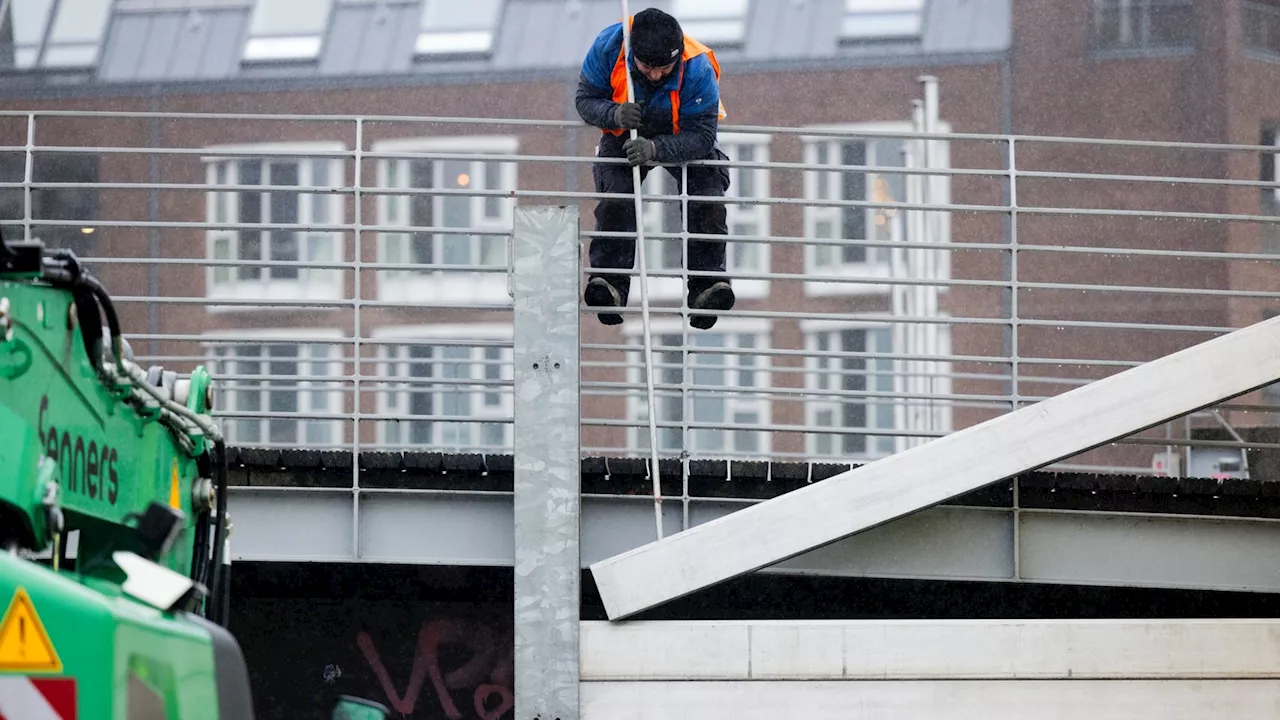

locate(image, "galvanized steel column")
[[512, 205, 581, 720]]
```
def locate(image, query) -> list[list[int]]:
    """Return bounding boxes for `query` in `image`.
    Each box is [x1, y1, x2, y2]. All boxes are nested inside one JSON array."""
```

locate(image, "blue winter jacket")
[[575, 22, 722, 164]]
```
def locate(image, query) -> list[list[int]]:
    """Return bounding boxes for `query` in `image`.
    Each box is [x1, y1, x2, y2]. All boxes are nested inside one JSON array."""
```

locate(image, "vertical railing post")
[[352, 118, 364, 558], [22, 113, 34, 244], [147, 104, 162, 357], [513, 205, 581, 720], [1007, 137, 1020, 413], [919, 75, 941, 437]]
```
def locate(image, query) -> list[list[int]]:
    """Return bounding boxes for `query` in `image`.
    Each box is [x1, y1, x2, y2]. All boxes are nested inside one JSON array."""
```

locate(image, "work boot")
[[584, 276, 624, 325], [689, 281, 735, 330]]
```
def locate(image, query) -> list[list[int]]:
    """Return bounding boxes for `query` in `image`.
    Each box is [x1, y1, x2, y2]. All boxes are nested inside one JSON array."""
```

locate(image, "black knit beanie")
[[631, 8, 683, 67]]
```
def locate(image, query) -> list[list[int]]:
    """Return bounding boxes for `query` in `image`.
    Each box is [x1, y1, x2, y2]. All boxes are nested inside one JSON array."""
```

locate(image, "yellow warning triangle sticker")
[[0, 587, 62, 673]]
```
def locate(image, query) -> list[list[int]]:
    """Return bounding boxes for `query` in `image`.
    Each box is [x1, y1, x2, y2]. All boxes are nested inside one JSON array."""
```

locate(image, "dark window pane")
[[410, 159, 434, 265], [1095, 0, 1194, 50], [841, 141, 867, 262], [840, 330, 867, 454], [267, 345, 298, 443], [269, 162, 299, 279], [238, 162, 263, 280], [408, 345, 434, 444], [483, 160, 501, 217], [484, 346, 501, 406]]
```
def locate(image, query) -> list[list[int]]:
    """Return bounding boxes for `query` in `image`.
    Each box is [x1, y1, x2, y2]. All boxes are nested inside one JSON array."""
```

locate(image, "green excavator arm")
[[0, 229, 390, 719], [0, 228, 252, 718]]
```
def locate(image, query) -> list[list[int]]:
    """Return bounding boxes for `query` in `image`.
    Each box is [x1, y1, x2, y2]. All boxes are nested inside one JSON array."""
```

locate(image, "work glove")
[[624, 137, 657, 166], [614, 102, 642, 129]]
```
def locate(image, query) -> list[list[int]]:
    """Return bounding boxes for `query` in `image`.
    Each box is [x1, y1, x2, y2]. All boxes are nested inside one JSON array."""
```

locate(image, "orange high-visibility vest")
[[605, 17, 727, 137]]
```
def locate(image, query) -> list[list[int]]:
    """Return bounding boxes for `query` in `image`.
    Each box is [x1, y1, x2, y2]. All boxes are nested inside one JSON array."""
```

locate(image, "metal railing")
[[3, 104, 1280, 482]]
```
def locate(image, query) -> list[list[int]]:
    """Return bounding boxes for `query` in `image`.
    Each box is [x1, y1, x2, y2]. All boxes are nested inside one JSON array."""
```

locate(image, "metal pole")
[[352, 119, 364, 557], [620, 0, 665, 540], [147, 101, 161, 358], [513, 205, 581, 720], [909, 99, 926, 447], [919, 75, 940, 435], [1008, 137, 1020, 413], [23, 113, 33, 244], [893, 127, 913, 452]]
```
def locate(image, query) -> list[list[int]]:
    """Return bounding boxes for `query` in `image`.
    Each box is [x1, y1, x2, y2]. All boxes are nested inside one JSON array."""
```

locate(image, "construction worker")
[[576, 7, 735, 330]]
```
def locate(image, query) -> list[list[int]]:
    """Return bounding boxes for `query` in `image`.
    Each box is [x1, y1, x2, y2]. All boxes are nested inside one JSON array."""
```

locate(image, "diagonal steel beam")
[[590, 315, 1280, 620]]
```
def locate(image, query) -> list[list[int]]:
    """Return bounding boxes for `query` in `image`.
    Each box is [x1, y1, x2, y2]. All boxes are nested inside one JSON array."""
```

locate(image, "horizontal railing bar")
[[579, 418, 1261, 450], [1015, 317, 1235, 334], [14, 108, 1280, 153], [582, 382, 1008, 406], [139, 335, 515, 344], [213, 410, 513, 423], [581, 342, 1004, 365], [4, 150, 1009, 178], [1018, 280, 1280, 301], [213, 374, 512, 388], [1016, 168, 1280, 191], [25, 157, 1280, 192], [46, 183, 1280, 223], [1021, 243, 1280, 262], [107, 295, 514, 311]]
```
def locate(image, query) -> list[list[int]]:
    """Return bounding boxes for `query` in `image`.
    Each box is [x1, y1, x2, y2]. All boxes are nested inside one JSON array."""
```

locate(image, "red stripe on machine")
[[0, 675, 76, 719]]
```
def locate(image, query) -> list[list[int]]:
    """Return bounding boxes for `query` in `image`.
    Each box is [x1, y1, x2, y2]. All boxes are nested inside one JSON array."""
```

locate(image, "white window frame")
[[802, 321, 897, 461], [801, 121, 951, 297], [801, 318, 952, 460], [243, 0, 333, 62], [372, 324, 514, 452], [623, 318, 772, 458], [415, 0, 504, 57], [840, 0, 925, 43], [203, 141, 345, 308], [373, 135, 517, 306], [639, 132, 772, 302], [202, 327, 346, 449], [672, 0, 750, 45]]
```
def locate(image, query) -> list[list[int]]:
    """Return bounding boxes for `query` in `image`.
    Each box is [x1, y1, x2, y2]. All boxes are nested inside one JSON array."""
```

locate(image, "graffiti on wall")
[[232, 598, 515, 720], [356, 618, 513, 720]]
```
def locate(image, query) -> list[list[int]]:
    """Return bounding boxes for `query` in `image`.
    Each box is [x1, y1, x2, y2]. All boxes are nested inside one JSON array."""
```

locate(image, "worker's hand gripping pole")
[[621, 0, 665, 541]]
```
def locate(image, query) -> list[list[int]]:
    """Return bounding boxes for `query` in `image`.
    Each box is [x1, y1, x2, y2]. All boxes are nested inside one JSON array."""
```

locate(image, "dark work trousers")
[[588, 132, 731, 306]]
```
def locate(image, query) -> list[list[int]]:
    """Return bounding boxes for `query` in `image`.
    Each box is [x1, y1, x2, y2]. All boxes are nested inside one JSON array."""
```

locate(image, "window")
[[1093, 0, 1194, 52], [1, 0, 113, 69], [672, 0, 749, 46], [1246, 2, 1280, 60], [629, 328, 770, 457], [806, 326, 896, 459], [0, 151, 99, 258], [375, 136, 516, 304], [840, 0, 924, 43], [127, 669, 167, 719], [804, 134, 906, 272], [638, 134, 771, 299], [416, 0, 503, 56], [205, 147, 344, 301], [244, 0, 333, 62], [721, 134, 771, 278], [209, 339, 343, 448], [376, 334, 513, 452]]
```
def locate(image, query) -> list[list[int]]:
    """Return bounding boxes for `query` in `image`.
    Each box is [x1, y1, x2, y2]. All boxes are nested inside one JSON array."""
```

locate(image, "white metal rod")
[[619, 0, 665, 541]]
